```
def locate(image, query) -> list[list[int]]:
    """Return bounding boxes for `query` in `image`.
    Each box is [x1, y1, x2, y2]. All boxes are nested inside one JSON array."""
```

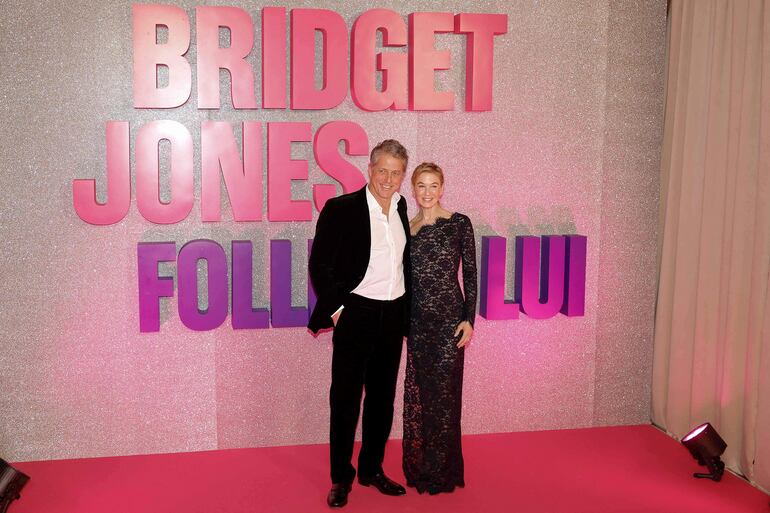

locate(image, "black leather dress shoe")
[[357, 473, 406, 496], [0, 459, 30, 513], [327, 483, 351, 508]]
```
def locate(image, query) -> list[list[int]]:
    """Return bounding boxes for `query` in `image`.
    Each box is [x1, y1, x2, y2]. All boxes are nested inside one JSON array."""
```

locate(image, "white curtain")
[[653, 0, 770, 491]]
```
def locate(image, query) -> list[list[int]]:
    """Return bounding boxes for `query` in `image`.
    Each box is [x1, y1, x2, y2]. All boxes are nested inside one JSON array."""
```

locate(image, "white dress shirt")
[[351, 187, 407, 300]]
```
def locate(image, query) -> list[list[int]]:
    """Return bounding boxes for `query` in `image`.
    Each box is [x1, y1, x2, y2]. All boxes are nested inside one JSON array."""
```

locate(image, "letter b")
[[133, 4, 192, 108]]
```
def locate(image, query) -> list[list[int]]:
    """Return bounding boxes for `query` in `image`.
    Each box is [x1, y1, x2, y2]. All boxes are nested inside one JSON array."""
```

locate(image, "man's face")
[[368, 153, 406, 206]]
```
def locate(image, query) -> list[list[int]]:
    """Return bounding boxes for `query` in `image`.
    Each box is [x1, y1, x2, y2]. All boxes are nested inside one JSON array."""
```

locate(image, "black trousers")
[[329, 293, 405, 484]]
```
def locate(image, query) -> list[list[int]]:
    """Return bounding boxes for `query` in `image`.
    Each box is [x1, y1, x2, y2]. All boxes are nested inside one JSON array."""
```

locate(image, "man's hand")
[[455, 321, 474, 348]]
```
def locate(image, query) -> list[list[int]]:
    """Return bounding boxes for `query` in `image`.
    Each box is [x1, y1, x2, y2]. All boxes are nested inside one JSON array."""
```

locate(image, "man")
[[308, 140, 411, 508]]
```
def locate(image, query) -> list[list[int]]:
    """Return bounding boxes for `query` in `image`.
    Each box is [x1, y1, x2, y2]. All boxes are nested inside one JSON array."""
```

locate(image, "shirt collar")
[[365, 185, 400, 214]]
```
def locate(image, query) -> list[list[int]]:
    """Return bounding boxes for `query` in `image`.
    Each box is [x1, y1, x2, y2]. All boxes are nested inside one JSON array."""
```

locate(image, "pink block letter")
[[408, 12, 454, 111], [196, 6, 257, 109], [561, 235, 587, 316], [137, 242, 176, 333], [517, 236, 566, 320], [313, 121, 368, 212], [351, 9, 407, 111], [73, 122, 130, 225], [201, 121, 262, 222], [262, 7, 287, 109], [290, 9, 348, 110], [132, 4, 191, 108], [136, 120, 194, 224], [454, 13, 507, 111], [268, 122, 312, 221], [479, 236, 519, 320]]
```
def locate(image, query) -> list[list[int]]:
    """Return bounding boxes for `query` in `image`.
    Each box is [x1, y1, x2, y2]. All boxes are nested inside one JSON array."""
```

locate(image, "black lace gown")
[[402, 212, 477, 494]]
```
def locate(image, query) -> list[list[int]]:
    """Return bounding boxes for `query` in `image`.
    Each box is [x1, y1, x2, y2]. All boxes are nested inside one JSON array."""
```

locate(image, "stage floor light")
[[681, 422, 727, 481], [0, 459, 29, 513]]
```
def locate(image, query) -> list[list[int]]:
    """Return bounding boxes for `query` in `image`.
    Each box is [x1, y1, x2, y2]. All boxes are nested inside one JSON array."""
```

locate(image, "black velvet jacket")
[[308, 186, 411, 335]]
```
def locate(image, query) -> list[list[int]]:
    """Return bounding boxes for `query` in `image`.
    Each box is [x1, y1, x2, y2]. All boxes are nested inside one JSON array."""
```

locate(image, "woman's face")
[[414, 171, 444, 209]]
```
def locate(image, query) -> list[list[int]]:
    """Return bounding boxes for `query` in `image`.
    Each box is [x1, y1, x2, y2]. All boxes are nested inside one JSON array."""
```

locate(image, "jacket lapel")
[[397, 196, 410, 241], [355, 186, 371, 258]]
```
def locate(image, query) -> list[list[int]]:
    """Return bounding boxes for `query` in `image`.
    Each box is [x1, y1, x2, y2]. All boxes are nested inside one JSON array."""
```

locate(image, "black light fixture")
[[0, 459, 29, 513], [681, 422, 727, 481]]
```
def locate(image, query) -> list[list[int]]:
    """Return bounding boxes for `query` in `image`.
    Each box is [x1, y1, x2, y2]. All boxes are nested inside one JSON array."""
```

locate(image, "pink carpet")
[[10, 425, 770, 513]]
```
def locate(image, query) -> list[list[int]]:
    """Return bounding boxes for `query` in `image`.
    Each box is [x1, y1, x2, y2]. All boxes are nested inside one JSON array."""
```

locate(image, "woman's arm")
[[460, 215, 478, 327]]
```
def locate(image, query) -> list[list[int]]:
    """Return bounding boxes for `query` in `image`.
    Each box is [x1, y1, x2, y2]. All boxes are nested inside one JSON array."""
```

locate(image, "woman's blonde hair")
[[411, 162, 445, 188]]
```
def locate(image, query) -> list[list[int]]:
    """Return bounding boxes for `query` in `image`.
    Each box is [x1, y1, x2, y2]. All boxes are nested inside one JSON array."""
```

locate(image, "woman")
[[402, 162, 477, 494]]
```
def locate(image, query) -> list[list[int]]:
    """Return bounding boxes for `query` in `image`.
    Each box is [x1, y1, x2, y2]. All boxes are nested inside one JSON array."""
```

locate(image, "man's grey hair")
[[369, 139, 408, 167]]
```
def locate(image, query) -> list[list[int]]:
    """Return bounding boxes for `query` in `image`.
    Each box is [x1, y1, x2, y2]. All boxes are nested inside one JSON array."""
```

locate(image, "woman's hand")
[[454, 321, 474, 348]]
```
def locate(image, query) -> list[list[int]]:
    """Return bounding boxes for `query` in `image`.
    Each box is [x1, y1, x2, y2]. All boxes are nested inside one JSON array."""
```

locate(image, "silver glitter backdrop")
[[0, 0, 666, 460]]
